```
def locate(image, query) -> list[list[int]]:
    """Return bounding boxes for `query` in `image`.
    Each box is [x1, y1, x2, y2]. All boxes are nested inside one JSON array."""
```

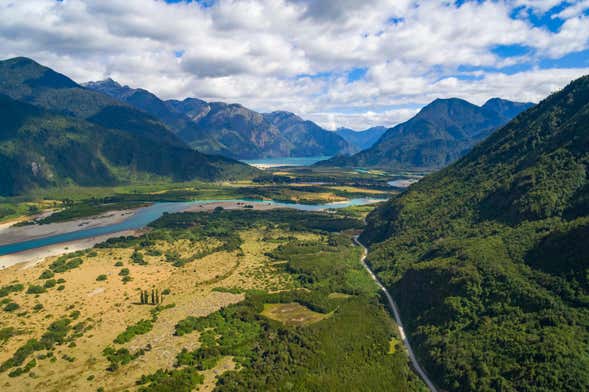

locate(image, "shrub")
[[39, 270, 54, 280], [119, 268, 130, 277], [3, 302, 20, 312], [43, 279, 56, 289], [96, 275, 107, 282], [0, 284, 24, 297], [26, 285, 46, 295]]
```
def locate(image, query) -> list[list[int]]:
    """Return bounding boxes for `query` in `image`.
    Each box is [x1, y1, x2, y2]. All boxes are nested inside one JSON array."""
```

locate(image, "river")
[[0, 198, 383, 256]]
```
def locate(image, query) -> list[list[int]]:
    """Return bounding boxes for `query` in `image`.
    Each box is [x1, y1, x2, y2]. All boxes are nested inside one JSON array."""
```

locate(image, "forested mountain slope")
[[85, 79, 354, 159], [0, 95, 254, 196], [320, 97, 533, 170], [0, 58, 258, 195], [361, 75, 589, 391]]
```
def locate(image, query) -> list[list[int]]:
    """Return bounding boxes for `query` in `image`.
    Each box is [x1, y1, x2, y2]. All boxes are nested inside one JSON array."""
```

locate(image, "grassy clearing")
[[260, 303, 330, 326], [327, 292, 352, 299]]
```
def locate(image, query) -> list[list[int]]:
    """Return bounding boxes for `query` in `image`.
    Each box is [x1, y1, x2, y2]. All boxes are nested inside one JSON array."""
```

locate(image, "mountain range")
[[319, 97, 533, 170], [335, 126, 388, 150], [84, 79, 355, 159], [361, 75, 589, 390], [0, 57, 258, 196]]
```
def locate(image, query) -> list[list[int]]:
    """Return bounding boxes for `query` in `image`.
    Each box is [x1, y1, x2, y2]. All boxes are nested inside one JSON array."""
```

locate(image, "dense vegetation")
[[361, 75, 589, 391], [99, 209, 423, 391], [320, 97, 532, 170], [0, 57, 257, 196], [168, 235, 423, 391]]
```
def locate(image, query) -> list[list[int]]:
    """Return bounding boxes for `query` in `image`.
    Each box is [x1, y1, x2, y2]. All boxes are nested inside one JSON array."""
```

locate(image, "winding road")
[[353, 236, 438, 392]]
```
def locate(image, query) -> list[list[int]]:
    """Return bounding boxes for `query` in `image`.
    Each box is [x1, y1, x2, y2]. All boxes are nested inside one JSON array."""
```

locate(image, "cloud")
[[0, 0, 587, 129]]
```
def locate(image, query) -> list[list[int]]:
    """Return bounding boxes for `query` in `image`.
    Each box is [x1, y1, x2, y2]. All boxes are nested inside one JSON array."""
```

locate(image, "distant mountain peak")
[[319, 96, 534, 170], [4, 56, 40, 67], [84, 78, 122, 89], [265, 111, 304, 123]]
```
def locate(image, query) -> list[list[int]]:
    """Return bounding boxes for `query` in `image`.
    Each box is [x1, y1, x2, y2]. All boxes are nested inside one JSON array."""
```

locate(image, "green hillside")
[[320, 98, 533, 170], [0, 94, 256, 196], [361, 75, 589, 391], [85, 79, 355, 159]]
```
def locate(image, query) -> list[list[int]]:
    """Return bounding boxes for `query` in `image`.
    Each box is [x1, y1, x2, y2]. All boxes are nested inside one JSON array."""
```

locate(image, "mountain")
[[85, 79, 354, 159], [335, 126, 388, 150], [264, 111, 355, 157], [0, 57, 188, 147], [83, 78, 201, 138], [360, 75, 589, 391], [0, 57, 258, 195], [178, 102, 294, 159], [319, 97, 534, 170]]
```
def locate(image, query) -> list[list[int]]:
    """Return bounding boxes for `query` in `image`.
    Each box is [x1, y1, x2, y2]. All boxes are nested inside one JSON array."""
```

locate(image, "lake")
[[242, 156, 331, 168], [0, 198, 383, 256]]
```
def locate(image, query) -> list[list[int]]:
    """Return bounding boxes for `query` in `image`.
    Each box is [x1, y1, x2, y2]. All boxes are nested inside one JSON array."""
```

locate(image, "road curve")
[[353, 236, 438, 392]]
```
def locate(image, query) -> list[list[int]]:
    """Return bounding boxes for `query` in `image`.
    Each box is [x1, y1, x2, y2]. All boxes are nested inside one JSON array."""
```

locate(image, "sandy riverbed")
[[0, 229, 141, 270], [0, 209, 136, 246], [0, 201, 282, 269], [180, 200, 282, 213]]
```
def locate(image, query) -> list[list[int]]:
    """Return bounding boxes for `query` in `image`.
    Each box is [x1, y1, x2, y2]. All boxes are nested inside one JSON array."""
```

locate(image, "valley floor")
[[0, 206, 426, 391]]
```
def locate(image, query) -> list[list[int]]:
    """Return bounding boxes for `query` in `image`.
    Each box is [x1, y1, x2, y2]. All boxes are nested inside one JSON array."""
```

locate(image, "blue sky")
[[1, 0, 588, 129]]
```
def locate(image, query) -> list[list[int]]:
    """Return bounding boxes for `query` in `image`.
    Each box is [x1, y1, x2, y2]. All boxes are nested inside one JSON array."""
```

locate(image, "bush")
[[43, 279, 56, 289], [0, 283, 24, 297], [39, 270, 54, 280], [114, 319, 154, 344], [3, 302, 20, 312], [96, 275, 107, 282], [119, 268, 130, 276], [50, 256, 83, 273], [26, 285, 46, 295]]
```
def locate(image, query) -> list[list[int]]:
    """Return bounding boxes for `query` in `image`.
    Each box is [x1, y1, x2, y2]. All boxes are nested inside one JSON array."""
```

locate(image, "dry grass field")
[[0, 227, 309, 391]]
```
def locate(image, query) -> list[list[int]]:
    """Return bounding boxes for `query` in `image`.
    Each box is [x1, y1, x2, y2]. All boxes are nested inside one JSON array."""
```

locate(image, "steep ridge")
[[360, 75, 589, 391], [319, 97, 533, 170], [85, 79, 354, 159], [0, 57, 183, 147], [0, 57, 258, 195], [264, 111, 355, 157]]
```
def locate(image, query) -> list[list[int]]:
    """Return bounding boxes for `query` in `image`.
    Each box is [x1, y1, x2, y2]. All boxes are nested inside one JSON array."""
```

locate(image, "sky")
[[1, 0, 588, 130]]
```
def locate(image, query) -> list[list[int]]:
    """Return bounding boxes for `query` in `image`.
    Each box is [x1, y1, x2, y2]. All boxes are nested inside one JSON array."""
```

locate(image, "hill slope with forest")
[[360, 75, 589, 391], [320, 97, 533, 170], [0, 57, 258, 195], [85, 79, 354, 159]]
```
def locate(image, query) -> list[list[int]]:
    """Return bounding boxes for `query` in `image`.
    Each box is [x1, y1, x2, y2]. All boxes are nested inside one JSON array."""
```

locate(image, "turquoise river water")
[[0, 198, 383, 256]]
